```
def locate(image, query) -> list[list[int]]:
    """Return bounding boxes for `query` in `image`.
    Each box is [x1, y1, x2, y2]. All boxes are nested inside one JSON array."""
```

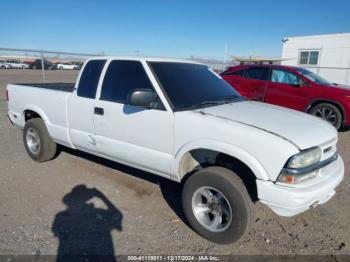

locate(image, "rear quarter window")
[[77, 60, 107, 99], [244, 67, 269, 81]]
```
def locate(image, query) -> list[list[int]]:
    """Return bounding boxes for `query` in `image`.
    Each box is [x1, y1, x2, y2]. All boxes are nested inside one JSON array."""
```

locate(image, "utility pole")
[[223, 43, 228, 63], [40, 53, 46, 83], [223, 43, 228, 71]]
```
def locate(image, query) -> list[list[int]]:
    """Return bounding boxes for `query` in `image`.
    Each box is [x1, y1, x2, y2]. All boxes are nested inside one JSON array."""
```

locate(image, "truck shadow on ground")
[[59, 146, 187, 226], [52, 184, 123, 261]]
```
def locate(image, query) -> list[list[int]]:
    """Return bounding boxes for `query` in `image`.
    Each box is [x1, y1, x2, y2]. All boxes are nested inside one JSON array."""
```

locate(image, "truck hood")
[[196, 101, 337, 150]]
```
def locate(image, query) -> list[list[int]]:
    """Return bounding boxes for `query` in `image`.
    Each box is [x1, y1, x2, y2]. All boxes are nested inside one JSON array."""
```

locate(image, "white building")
[[281, 33, 350, 85]]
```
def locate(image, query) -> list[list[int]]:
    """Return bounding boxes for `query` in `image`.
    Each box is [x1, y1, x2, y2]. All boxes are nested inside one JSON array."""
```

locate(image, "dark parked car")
[[29, 59, 56, 70]]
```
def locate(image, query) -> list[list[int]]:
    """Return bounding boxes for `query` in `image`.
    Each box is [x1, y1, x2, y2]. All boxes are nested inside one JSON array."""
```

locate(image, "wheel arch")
[[174, 141, 268, 202], [174, 142, 268, 180], [306, 99, 346, 122], [23, 105, 50, 124], [173, 140, 269, 183]]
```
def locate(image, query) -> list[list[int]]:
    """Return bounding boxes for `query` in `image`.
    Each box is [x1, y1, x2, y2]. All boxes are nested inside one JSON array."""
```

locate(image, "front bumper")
[[257, 155, 344, 217]]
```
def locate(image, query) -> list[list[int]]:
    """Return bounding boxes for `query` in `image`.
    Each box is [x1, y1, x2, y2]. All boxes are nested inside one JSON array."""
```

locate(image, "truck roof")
[[86, 56, 203, 65]]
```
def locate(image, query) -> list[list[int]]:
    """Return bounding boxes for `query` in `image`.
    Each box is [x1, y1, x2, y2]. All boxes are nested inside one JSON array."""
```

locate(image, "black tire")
[[23, 118, 57, 162], [309, 103, 342, 130], [32, 65, 38, 70], [182, 166, 255, 244]]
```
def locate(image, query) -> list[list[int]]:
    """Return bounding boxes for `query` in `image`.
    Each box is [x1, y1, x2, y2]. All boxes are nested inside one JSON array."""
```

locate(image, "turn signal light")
[[285, 175, 294, 184]]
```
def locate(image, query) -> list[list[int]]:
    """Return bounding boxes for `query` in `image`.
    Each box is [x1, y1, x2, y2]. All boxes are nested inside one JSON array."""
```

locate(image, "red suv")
[[221, 64, 350, 129]]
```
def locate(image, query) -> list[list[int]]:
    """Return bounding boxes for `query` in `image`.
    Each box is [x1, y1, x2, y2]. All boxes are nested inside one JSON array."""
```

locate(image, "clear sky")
[[1, 0, 350, 59]]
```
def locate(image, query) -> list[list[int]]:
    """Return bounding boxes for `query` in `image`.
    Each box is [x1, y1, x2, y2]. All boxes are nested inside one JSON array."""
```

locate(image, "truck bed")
[[16, 83, 75, 92]]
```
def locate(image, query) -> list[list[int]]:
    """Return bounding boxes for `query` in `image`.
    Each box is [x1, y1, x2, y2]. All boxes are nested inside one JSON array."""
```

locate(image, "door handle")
[[94, 107, 104, 115]]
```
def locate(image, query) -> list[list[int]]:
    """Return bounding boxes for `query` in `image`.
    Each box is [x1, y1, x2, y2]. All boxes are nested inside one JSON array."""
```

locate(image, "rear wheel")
[[23, 118, 57, 162], [182, 166, 255, 244], [310, 103, 342, 130]]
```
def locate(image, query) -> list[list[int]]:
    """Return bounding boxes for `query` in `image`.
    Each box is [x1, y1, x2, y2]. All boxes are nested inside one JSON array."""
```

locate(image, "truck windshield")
[[296, 68, 334, 86], [149, 62, 243, 111]]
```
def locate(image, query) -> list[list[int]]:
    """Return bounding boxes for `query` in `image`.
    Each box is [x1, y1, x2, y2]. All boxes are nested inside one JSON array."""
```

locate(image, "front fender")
[[172, 139, 270, 181]]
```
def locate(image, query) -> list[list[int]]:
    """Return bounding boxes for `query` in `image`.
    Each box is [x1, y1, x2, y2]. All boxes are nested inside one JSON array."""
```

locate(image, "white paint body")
[[56, 63, 78, 70], [7, 56, 344, 217], [0, 62, 11, 69], [5, 60, 29, 69], [282, 33, 350, 86]]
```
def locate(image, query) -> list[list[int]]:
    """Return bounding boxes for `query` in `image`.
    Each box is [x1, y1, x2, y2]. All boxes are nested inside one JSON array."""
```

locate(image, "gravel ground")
[[0, 69, 349, 256]]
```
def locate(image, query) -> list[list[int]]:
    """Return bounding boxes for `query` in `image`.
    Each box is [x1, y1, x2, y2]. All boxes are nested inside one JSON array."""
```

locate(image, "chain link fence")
[[0, 47, 101, 83]]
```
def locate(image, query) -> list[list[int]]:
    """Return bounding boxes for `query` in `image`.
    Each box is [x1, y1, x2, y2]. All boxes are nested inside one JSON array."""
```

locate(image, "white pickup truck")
[[7, 57, 344, 244]]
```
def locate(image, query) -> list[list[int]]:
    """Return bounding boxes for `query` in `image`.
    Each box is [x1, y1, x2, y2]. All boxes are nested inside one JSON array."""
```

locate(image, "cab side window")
[[100, 60, 153, 103], [271, 69, 299, 85], [100, 60, 165, 110]]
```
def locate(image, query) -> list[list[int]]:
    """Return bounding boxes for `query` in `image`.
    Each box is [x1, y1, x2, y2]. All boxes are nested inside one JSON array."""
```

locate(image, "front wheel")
[[182, 166, 255, 244], [310, 103, 342, 130], [23, 118, 57, 162]]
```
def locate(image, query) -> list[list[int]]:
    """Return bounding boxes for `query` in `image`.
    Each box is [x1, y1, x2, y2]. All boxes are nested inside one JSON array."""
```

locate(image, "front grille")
[[320, 139, 337, 161], [324, 146, 332, 154]]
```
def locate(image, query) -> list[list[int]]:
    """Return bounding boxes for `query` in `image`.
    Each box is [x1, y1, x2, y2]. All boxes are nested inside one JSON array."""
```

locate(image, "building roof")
[[283, 32, 350, 41]]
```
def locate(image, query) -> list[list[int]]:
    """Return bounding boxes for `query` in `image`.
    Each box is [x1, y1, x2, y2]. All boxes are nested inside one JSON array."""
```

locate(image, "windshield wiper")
[[198, 100, 226, 108], [183, 96, 244, 110], [221, 95, 245, 103], [179, 101, 223, 111]]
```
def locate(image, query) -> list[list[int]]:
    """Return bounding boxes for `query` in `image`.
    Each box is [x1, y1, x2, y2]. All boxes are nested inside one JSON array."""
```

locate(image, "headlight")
[[277, 147, 322, 184], [287, 147, 321, 169]]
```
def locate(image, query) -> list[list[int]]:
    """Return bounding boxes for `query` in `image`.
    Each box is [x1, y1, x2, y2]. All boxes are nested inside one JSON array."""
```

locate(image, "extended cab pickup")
[[7, 57, 344, 244]]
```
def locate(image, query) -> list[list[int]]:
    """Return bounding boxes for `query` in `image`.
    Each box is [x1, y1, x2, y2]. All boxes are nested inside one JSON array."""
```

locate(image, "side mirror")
[[127, 89, 157, 109]]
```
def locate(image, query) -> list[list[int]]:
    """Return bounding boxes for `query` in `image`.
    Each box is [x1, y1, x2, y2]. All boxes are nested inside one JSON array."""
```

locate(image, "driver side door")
[[93, 60, 174, 177]]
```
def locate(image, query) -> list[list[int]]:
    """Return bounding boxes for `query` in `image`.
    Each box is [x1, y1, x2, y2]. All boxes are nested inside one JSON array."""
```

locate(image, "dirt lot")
[[0, 69, 349, 256]]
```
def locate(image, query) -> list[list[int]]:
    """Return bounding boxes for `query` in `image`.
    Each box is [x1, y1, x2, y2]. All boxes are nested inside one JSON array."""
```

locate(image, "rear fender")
[[23, 105, 51, 125]]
